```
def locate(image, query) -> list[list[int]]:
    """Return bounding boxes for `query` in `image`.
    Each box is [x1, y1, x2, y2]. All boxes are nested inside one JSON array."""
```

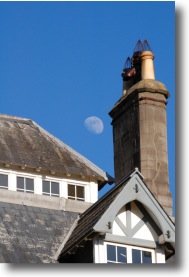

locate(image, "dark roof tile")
[[0, 201, 78, 263]]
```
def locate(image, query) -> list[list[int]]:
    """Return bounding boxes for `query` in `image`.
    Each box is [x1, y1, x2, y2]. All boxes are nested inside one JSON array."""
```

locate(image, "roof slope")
[[0, 201, 78, 263], [0, 114, 113, 186], [56, 172, 133, 259]]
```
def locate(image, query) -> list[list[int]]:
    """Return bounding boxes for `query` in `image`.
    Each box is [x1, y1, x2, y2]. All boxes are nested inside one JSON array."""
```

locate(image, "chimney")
[[109, 40, 173, 216]]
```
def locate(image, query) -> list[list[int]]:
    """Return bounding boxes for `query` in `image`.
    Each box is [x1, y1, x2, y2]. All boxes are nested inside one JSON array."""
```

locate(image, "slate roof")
[[0, 201, 78, 263], [0, 114, 113, 188]]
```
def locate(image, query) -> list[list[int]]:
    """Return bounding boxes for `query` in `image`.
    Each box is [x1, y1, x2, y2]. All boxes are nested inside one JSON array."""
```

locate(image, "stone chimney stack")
[[109, 40, 173, 216]]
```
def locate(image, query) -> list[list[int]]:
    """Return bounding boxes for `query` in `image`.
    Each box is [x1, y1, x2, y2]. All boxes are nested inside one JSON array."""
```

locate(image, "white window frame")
[[67, 183, 85, 201], [104, 242, 156, 264], [42, 179, 60, 197], [16, 176, 34, 193], [0, 173, 9, 190]]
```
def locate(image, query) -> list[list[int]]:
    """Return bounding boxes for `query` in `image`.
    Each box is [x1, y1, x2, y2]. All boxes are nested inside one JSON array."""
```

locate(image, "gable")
[[94, 173, 175, 246]]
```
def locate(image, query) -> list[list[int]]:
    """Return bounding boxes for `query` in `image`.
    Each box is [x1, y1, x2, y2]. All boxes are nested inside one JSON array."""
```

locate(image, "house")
[[0, 40, 175, 263]]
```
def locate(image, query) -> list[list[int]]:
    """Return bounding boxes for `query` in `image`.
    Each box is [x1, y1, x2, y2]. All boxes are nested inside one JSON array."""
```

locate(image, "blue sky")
[[0, 1, 175, 213]]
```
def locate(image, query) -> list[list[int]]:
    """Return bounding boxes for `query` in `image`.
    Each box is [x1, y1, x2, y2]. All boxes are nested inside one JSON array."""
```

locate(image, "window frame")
[[16, 176, 34, 193], [68, 183, 85, 201], [0, 173, 8, 190], [42, 179, 60, 197], [105, 242, 155, 264]]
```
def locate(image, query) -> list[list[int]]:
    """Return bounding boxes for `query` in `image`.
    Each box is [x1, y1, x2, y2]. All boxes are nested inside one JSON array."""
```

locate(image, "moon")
[[84, 116, 104, 134]]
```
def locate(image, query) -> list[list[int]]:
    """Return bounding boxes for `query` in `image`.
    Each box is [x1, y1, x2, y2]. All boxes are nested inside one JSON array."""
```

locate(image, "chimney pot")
[[140, 50, 155, 80]]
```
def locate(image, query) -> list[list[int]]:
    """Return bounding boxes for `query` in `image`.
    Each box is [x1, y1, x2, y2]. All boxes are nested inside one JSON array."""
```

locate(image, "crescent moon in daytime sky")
[[84, 116, 104, 134]]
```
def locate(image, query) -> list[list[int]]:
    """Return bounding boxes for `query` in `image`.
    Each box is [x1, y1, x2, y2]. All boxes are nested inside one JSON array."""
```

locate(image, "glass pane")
[[26, 178, 34, 191], [42, 180, 50, 193], [51, 182, 59, 195], [132, 249, 141, 263], [107, 245, 116, 262], [143, 251, 152, 263], [77, 186, 84, 199], [0, 174, 8, 187], [117, 246, 127, 263], [17, 177, 24, 190], [68, 184, 75, 198]]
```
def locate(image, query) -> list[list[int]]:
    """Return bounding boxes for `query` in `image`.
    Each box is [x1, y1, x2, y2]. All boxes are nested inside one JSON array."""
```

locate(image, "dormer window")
[[42, 180, 59, 197], [0, 173, 8, 189], [68, 184, 84, 201], [17, 176, 34, 193]]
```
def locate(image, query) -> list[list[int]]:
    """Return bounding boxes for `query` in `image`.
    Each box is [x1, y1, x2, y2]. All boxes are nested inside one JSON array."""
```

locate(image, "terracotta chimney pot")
[[140, 50, 155, 80]]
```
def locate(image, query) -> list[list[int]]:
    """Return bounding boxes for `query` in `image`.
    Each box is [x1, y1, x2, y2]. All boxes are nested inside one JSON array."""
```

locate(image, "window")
[[107, 244, 127, 263], [132, 249, 152, 264], [17, 176, 34, 193], [0, 173, 8, 189], [106, 243, 153, 264], [42, 180, 59, 197], [68, 184, 84, 201]]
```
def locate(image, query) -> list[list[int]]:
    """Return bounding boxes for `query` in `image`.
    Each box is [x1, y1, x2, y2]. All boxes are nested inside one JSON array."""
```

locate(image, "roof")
[[0, 114, 113, 188], [56, 169, 175, 261], [0, 201, 78, 263]]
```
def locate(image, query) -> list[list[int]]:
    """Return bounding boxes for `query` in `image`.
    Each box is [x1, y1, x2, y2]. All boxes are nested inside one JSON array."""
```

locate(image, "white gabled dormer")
[[56, 169, 175, 263]]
